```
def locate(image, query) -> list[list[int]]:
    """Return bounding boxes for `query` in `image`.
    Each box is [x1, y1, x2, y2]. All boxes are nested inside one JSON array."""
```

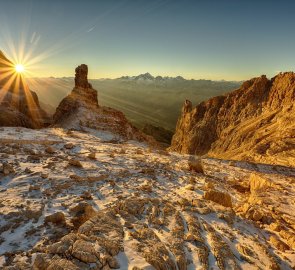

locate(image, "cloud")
[[87, 26, 95, 33], [30, 32, 41, 45]]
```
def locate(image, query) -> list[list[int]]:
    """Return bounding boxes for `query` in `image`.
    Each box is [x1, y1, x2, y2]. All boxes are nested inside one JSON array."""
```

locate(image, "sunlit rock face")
[[53, 64, 152, 142], [0, 50, 49, 128], [170, 72, 295, 167]]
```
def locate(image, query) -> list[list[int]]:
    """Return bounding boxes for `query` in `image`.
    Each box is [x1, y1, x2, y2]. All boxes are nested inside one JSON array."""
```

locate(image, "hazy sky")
[[0, 0, 295, 80]]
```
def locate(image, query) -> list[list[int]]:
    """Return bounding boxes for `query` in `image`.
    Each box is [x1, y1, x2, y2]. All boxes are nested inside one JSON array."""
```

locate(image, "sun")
[[15, 64, 25, 73]]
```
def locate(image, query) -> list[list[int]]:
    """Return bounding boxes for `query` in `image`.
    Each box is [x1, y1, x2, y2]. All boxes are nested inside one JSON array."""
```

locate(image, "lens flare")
[[15, 64, 25, 73]]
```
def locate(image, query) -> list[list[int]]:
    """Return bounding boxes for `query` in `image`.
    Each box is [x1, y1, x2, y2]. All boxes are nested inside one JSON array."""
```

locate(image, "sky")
[[0, 0, 295, 80]]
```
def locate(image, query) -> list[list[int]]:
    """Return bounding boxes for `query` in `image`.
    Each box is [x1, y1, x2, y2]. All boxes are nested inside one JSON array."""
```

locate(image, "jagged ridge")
[[170, 72, 295, 167]]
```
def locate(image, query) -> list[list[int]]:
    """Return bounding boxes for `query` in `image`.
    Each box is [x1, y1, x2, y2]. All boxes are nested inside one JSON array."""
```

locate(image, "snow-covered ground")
[[0, 127, 294, 269]]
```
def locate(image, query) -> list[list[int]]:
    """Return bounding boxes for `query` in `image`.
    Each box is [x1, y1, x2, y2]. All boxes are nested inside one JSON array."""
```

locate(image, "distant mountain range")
[[27, 74, 241, 131], [118, 72, 185, 81]]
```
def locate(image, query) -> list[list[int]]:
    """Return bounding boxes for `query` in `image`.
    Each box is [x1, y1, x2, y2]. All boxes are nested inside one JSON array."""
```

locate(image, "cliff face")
[[53, 64, 153, 142], [170, 72, 295, 167], [0, 50, 49, 128]]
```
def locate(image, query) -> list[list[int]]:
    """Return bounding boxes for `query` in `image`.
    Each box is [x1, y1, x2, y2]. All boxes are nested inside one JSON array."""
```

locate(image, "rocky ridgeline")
[[0, 51, 49, 128], [170, 72, 295, 167], [53, 64, 151, 142], [0, 127, 294, 269]]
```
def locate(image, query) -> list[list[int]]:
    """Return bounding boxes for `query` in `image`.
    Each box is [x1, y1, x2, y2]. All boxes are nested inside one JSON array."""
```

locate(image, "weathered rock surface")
[[170, 72, 295, 167], [0, 50, 49, 128], [203, 189, 232, 207], [0, 127, 294, 269]]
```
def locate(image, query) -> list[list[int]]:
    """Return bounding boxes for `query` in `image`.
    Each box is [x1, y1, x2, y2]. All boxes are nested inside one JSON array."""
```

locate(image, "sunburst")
[[15, 63, 25, 73]]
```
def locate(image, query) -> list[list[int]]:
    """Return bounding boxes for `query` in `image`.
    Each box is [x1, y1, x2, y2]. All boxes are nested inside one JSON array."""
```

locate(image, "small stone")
[[204, 189, 232, 207], [81, 191, 93, 200], [252, 210, 263, 221], [69, 159, 83, 167], [188, 157, 204, 173], [64, 143, 74, 149], [29, 185, 40, 191], [2, 163, 14, 175], [45, 146, 56, 154], [107, 256, 120, 269], [25, 167, 33, 173], [88, 152, 96, 159], [185, 233, 195, 241], [45, 212, 66, 225], [41, 173, 49, 179]]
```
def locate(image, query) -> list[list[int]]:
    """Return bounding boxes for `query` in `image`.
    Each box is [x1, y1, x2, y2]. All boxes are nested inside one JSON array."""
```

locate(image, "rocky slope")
[[170, 72, 295, 167], [52, 64, 150, 142], [0, 127, 294, 269], [0, 50, 49, 128]]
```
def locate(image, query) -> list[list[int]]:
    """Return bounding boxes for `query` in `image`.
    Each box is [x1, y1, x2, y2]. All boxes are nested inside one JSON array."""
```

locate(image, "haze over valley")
[[28, 75, 241, 131]]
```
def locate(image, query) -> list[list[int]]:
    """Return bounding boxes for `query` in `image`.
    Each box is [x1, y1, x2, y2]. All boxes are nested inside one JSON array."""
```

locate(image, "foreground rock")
[[170, 72, 295, 167], [203, 189, 232, 207], [0, 127, 294, 269]]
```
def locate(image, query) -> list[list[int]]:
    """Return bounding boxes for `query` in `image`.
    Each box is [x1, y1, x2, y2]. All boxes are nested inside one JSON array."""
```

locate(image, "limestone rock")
[[170, 72, 295, 167], [45, 212, 66, 225], [69, 202, 96, 228], [88, 152, 96, 159], [188, 157, 204, 173], [68, 159, 82, 167], [41, 172, 49, 179], [64, 143, 74, 149], [249, 173, 272, 193], [203, 189, 232, 207], [106, 256, 120, 269], [45, 146, 56, 154], [72, 239, 99, 263], [1, 162, 14, 175]]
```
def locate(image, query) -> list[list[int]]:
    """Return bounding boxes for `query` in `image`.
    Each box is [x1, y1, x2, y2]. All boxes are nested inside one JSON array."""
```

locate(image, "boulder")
[[68, 159, 83, 167], [45, 146, 56, 154], [203, 189, 232, 207], [69, 202, 96, 228], [1, 162, 14, 175], [72, 239, 99, 263], [88, 152, 96, 159], [188, 157, 204, 173], [249, 173, 272, 193], [64, 143, 74, 149], [45, 212, 66, 225]]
